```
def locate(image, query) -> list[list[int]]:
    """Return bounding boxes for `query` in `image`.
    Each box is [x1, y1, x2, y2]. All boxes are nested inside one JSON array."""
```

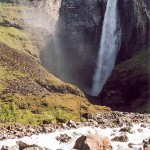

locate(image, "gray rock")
[[16, 141, 43, 150], [67, 120, 77, 128], [119, 127, 132, 133], [143, 137, 150, 149], [111, 135, 129, 142], [1, 146, 18, 150], [56, 134, 71, 143]]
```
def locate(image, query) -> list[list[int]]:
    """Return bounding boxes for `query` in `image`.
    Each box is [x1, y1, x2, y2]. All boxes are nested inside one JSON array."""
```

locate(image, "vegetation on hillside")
[[0, 3, 40, 57], [0, 2, 110, 125]]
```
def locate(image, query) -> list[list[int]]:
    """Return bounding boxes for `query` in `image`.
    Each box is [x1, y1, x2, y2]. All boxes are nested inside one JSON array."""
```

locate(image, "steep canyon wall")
[[26, 0, 150, 112]]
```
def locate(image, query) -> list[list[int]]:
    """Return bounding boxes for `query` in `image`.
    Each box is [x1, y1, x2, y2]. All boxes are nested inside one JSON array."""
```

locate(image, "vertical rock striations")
[[56, 0, 106, 94], [98, 0, 150, 112], [116, 0, 150, 63]]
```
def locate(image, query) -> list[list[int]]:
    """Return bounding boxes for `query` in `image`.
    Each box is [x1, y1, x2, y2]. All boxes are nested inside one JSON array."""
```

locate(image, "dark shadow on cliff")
[[98, 49, 150, 113]]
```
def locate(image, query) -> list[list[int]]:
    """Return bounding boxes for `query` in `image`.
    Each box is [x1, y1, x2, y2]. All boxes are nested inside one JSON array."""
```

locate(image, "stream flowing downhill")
[[0, 125, 150, 150], [0, 111, 150, 150], [92, 0, 121, 96]]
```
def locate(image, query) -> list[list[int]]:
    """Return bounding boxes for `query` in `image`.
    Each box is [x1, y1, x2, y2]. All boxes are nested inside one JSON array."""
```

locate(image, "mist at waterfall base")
[[21, 0, 93, 94], [91, 0, 121, 96], [22, 0, 67, 78]]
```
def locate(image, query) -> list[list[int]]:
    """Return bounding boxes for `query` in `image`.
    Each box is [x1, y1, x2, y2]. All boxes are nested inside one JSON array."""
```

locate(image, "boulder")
[[141, 124, 147, 128], [16, 141, 43, 150], [56, 134, 71, 143], [73, 134, 112, 150], [119, 127, 132, 133], [143, 137, 150, 150], [1, 146, 18, 150], [111, 135, 129, 142], [145, 145, 150, 150], [137, 128, 143, 133], [67, 120, 77, 128], [88, 119, 99, 127], [81, 113, 93, 120]]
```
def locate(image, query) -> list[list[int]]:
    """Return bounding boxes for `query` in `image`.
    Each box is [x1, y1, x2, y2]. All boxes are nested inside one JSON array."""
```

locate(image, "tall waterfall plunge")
[[92, 0, 121, 96]]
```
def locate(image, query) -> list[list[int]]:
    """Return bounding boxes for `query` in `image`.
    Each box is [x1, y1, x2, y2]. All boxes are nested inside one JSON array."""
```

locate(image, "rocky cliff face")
[[27, 0, 106, 94], [43, 0, 149, 92], [56, 0, 106, 93], [38, 0, 149, 112], [99, 49, 150, 113], [99, 0, 150, 113], [117, 0, 150, 63]]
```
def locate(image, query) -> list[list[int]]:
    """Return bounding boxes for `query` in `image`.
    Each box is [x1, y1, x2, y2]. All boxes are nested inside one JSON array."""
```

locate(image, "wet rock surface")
[[111, 135, 129, 142], [56, 134, 71, 143], [17, 141, 44, 150]]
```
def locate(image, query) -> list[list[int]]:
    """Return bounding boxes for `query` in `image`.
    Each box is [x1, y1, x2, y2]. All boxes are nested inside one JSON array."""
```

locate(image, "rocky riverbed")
[[0, 111, 150, 150]]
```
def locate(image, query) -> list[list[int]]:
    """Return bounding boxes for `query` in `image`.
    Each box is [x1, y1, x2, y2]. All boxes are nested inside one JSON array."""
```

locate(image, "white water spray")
[[92, 0, 121, 96]]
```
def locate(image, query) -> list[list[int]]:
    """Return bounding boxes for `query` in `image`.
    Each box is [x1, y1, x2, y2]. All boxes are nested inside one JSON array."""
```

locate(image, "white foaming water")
[[0, 124, 149, 150], [92, 0, 121, 96]]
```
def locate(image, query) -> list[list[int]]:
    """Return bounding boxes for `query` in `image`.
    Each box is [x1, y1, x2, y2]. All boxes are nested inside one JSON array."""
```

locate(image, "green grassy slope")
[[0, 2, 110, 125], [0, 3, 40, 57]]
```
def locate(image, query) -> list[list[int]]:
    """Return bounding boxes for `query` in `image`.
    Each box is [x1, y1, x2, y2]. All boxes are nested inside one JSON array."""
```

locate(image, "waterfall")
[[92, 0, 121, 96]]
